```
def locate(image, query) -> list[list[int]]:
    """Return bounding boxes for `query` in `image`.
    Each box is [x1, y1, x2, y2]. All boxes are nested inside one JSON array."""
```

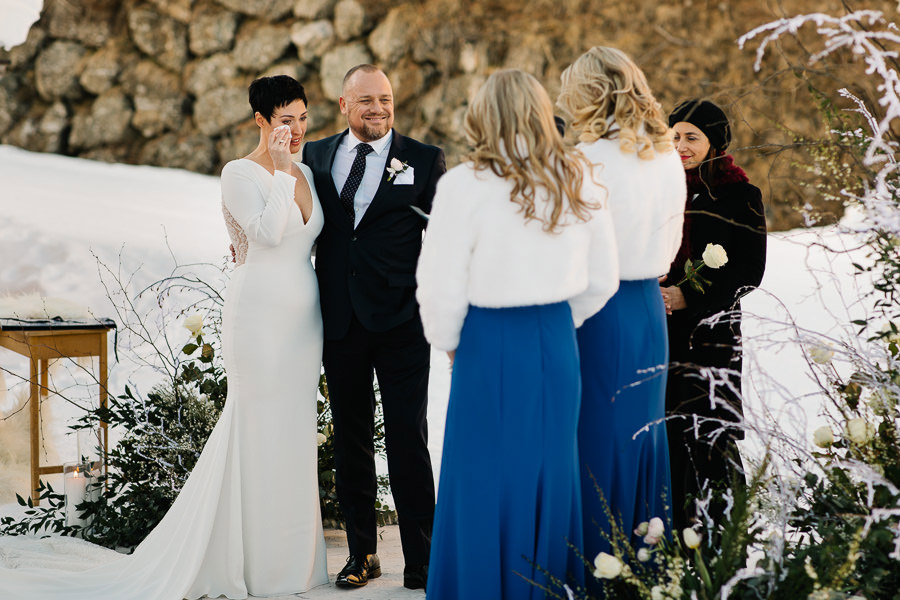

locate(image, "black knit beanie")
[[668, 99, 731, 152]]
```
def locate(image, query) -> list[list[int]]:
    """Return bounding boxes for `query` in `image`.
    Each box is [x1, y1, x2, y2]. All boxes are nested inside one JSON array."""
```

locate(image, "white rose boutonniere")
[[386, 158, 410, 182], [677, 243, 728, 294]]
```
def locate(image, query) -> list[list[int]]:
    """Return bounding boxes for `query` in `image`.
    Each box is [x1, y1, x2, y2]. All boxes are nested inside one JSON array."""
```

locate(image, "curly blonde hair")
[[464, 69, 596, 232], [557, 46, 673, 159]]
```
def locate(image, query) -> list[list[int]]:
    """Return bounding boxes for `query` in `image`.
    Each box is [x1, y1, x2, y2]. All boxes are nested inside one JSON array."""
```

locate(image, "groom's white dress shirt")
[[331, 129, 392, 228], [416, 163, 620, 352]]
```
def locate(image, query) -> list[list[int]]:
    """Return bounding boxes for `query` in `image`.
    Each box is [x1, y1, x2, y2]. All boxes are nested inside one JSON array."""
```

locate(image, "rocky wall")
[[0, 0, 894, 229]]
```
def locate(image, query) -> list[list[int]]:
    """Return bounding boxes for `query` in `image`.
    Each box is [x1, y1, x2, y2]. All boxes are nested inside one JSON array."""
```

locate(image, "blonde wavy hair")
[[557, 46, 673, 159], [464, 69, 595, 232]]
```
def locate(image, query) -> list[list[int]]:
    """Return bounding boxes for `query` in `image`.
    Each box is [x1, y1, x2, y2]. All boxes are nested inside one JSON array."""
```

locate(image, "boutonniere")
[[386, 158, 410, 181]]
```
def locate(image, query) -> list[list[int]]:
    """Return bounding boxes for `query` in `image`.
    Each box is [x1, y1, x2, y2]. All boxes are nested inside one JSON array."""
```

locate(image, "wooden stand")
[[0, 318, 115, 505]]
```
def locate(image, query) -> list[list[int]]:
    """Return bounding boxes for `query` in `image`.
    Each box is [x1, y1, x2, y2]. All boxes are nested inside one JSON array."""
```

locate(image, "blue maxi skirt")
[[576, 279, 673, 589], [427, 303, 585, 599]]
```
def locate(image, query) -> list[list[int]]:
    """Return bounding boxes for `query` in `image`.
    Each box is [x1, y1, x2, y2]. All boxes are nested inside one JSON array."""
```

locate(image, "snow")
[[0, 0, 41, 50]]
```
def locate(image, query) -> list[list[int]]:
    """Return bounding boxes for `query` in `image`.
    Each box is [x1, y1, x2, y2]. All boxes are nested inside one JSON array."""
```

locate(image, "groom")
[[302, 64, 444, 590]]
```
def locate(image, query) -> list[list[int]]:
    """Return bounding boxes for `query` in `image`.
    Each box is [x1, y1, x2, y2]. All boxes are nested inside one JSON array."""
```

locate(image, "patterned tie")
[[339, 143, 374, 221]]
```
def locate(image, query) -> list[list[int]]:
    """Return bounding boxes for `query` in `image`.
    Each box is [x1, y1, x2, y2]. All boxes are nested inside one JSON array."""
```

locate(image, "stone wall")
[[0, 0, 892, 229]]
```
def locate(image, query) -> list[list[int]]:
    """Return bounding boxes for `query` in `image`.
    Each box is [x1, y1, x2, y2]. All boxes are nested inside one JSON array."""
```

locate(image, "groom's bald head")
[[339, 64, 394, 142]]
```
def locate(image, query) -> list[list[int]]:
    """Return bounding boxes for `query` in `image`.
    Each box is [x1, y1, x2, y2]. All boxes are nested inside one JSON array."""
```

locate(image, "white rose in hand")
[[592, 552, 623, 579], [184, 314, 203, 337], [701, 243, 728, 269]]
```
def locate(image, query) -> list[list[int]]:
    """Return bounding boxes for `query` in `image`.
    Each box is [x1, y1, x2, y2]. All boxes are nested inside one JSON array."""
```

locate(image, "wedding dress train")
[[0, 159, 329, 599]]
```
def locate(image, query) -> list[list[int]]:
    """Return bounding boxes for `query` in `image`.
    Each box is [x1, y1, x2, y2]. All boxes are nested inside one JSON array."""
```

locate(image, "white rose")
[[634, 521, 649, 536], [390, 157, 404, 171], [682, 527, 701, 549], [845, 418, 874, 444], [316, 432, 327, 446], [651, 585, 665, 600], [637, 548, 651, 562], [592, 552, 623, 579], [184, 314, 204, 336], [701, 243, 728, 269], [812, 426, 834, 448], [808, 343, 835, 364]]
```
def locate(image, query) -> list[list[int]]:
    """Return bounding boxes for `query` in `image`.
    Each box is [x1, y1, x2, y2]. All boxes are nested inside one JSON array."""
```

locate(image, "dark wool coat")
[[664, 160, 767, 435]]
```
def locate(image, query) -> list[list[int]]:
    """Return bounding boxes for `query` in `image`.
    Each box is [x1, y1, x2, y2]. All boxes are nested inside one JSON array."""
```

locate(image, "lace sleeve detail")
[[223, 205, 248, 266]]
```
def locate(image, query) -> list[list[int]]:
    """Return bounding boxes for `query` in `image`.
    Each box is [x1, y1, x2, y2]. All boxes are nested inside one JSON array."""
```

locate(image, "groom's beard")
[[358, 115, 391, 141]]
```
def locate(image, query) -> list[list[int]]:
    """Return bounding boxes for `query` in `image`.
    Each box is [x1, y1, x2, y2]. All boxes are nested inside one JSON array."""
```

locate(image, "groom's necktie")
[[340, 143, 374, 221]]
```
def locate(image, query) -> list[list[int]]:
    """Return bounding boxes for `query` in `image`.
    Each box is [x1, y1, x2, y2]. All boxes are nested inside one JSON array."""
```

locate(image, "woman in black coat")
[[660, 99, 767, 530]]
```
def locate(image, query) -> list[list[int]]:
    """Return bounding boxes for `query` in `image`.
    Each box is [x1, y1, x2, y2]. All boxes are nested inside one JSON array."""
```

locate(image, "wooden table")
[[0, 318, 115, 505]]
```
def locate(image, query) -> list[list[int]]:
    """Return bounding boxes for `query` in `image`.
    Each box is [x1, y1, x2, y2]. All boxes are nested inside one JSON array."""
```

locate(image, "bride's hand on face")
[[268, 125, 293, 173]]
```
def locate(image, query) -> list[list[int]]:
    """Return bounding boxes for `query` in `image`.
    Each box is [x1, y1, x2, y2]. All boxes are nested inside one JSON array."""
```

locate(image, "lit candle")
[[64, 465, 88, 528]]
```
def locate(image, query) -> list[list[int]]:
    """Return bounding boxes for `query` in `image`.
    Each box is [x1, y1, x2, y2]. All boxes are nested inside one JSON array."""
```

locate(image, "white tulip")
[[592, 552, 623, 579], [682, 527, 701, 549], [637, 548, 651, 562], [808, 343, 835, 364], [812, 426, 834, 448], [845, 418, 875, 444], [183, 314, 204, 336], [701, 243, 728, 269]]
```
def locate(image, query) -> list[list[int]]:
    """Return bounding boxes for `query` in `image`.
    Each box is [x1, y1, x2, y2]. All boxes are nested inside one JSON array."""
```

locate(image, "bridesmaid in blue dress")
[[557, 46, 686, 587], [416, 69, 620, 599]]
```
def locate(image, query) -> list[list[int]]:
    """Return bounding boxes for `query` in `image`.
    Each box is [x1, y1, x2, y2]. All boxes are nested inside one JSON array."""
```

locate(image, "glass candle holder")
[[76, 428, 103, 464]]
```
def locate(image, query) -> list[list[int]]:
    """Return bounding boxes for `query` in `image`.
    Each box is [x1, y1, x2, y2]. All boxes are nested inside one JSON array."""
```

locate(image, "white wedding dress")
[[0, 159, 329, 599]]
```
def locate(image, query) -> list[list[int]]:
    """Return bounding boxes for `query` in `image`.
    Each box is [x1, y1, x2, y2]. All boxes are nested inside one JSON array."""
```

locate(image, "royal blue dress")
[[576, 279, 672, 591], [427, 302, 585, 599]]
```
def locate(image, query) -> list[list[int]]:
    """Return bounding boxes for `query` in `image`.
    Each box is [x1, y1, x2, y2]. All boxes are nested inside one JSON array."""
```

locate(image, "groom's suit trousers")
[[323, 313, 434, 565]]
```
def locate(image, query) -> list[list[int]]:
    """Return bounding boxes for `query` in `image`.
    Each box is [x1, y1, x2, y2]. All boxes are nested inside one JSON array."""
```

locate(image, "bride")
[[0, 75, 329, 599]]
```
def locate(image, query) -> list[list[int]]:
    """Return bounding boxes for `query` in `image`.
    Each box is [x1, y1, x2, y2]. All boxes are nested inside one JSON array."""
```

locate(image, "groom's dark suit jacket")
[[302, 129, 446, 339]]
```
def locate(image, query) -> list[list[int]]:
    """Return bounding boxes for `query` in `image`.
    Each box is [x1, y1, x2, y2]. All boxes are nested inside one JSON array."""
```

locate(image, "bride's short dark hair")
[[248, 75, 307, 121]]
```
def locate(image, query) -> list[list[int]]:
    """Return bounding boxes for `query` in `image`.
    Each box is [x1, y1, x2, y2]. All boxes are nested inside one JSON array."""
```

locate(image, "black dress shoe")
[[403, 564, 428, 590], [335, 554, 381, 588]]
